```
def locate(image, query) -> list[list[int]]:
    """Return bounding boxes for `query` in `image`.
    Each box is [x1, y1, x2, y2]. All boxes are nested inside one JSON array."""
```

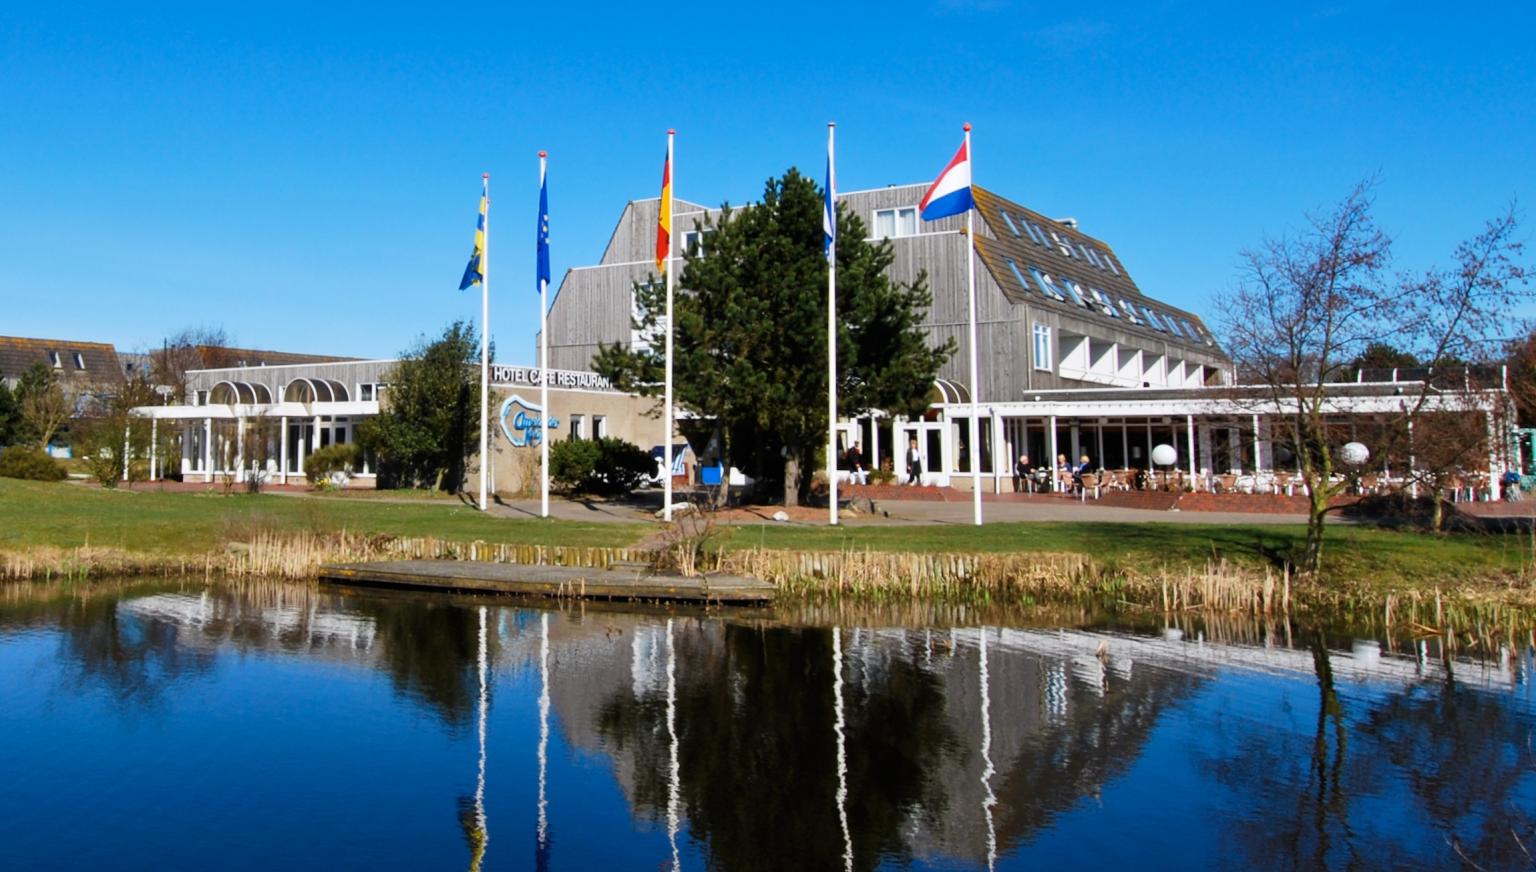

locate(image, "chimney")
[[1056, 217, 1080, 230]]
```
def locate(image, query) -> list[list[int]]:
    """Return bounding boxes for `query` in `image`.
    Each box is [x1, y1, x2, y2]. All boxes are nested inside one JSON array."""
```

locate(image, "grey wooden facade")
[[543, 184, 1230, 405]]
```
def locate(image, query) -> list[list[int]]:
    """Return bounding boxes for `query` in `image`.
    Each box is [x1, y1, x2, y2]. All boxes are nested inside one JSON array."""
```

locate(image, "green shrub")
[[549, 437, 653, 496], [0, 446, 67, 482], [304, 443, 361, 484]]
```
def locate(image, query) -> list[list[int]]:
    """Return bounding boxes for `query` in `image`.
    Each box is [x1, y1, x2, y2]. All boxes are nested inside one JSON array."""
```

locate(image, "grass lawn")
[[716, 520, 1536, 586], [3, 478, 1530, 587], [0, 479, 649, 553]]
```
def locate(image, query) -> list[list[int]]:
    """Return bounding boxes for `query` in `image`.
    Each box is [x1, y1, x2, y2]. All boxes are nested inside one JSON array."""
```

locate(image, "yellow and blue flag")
[[459, 176, 488, 290]]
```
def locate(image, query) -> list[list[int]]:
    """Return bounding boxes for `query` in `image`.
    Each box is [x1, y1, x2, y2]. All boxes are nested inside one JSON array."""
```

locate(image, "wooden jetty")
[[318, 559, 775, 605]]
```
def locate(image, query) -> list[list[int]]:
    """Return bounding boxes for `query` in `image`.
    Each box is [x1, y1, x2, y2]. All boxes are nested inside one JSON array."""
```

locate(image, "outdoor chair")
[[1273, 472, 1294, 496], [1079, 473, 1101, 501], [1216, 474, 1238, 493]]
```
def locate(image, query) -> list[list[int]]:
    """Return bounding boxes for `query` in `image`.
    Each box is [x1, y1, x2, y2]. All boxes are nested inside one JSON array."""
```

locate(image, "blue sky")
[[2, 1, 1532, 364]]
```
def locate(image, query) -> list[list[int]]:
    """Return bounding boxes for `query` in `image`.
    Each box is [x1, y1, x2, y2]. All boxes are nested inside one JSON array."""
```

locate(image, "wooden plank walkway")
[[318, 560, 775, 605]]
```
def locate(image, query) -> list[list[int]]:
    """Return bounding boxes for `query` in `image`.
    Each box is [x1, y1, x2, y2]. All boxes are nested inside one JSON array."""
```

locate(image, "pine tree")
[[594, 169, 952, 506]]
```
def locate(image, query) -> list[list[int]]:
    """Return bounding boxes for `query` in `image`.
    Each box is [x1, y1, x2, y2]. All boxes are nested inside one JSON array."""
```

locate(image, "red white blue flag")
[[918, 139, 974, 222]]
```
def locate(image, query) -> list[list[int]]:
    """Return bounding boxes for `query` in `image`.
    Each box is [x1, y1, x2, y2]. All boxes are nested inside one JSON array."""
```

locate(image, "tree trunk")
[[1429, 493, 1445, 532], [783, 455, 800, 507], [1301, 477, 1330, 576]]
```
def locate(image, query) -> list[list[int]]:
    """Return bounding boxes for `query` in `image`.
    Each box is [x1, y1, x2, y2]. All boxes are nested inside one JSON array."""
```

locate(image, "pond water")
[[1, 580, 1532, 871]]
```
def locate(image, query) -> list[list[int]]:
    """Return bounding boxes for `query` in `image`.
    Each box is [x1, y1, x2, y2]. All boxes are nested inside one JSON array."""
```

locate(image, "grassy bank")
[[715, 521, 1536, 588], [0, 478, 647, 553], [3, 479, 1534, 621]]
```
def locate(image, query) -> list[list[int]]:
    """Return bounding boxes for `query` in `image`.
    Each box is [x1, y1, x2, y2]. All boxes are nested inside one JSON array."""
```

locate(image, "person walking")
[[847, 441, 867, 486], [906, 437, 923, 486]]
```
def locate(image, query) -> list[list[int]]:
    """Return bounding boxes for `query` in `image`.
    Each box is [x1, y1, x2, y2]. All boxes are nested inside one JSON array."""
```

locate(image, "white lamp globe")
[[1151, 444, 1177, 467], [1340, 442, 1370, 466]]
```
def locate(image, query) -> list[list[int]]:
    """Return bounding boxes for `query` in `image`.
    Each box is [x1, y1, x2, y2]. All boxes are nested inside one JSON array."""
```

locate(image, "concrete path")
[[479, 493, 1326, 526]]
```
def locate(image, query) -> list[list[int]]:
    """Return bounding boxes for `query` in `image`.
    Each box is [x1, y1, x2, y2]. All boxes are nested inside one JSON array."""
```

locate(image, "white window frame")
[[592, 415, 607, 439], [48, 351, 61, 368], [569, 413, 585, 440], [872, 206, 919, 239], [71, 352, 85, 369], [1032, 323, 1053, 372]]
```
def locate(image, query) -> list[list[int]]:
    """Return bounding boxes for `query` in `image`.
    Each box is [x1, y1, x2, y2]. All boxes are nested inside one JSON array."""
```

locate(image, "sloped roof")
[[188, 346, 360, 369], [971, 187, 1227, 357], [0, 335, 124, 384]]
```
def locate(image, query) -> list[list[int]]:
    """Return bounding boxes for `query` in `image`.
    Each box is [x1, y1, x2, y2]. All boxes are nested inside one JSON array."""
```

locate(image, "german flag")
[[655, 146, 671, 275]]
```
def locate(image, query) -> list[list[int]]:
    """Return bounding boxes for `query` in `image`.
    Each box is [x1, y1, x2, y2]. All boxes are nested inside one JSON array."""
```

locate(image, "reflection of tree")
[[54, 594, 216, 705], [1358, 666, 1536, 869], [595, 625, 956, 872], [358, 600, 481, 728], [1202, 635, 1536, 870], [983, 655, 1203, 857]]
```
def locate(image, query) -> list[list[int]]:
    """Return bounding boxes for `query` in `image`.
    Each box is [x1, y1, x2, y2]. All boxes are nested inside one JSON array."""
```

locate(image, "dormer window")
[[48, 351, 61, 368], [72, 352, 85, 370]]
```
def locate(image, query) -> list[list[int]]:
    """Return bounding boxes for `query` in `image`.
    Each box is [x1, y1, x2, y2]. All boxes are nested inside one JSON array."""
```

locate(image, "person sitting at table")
[[1013, 454, 1033, 493], [1054, 454, 1070, 492], [1072, 455, 1092, 493]]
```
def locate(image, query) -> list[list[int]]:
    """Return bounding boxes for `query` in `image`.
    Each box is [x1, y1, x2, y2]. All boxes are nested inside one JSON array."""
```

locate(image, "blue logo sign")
[[498, 395, 559, 447]]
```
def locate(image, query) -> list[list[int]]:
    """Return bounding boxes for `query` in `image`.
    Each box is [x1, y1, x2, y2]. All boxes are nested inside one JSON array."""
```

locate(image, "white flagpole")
[[827, 122, 839, 527], [479, 172, 491, 513], [663, 129, 676, 522], [963, 124, 982, 526], [539, 152, 550, 519]]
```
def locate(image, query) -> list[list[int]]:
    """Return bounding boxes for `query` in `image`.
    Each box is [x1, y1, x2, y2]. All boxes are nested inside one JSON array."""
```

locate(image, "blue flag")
[[823, 128, 836, 257], [536, 162, 550, 290]]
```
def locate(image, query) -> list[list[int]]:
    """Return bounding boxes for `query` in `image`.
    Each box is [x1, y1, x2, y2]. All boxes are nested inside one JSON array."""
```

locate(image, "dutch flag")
[[919, 139, 974, 222]]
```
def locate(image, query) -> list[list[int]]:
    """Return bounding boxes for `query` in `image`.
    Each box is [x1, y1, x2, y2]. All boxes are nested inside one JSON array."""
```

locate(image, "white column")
[[1408, 419, 1418, 499], [203, 417, 212, 480], [121, 425, 130, 483], [991, 411, 1004, 494], [149, 419, 158, 481], [869, 413, 880, 478], [1488, 410, 1502, 501], [1048, 415, 1059, 492], [1186, 414, 1197, 490], [235, 417, 246, 483], [279, 416, 289, 484]]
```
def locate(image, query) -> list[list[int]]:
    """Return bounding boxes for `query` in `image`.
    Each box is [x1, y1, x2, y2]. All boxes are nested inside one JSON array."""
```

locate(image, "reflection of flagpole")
[[666, 618, 681, 871], [537, 611, 550, 861], [832, 627, 852, 872], [472, 605, 490, 869], [979, 626, 997, 872]]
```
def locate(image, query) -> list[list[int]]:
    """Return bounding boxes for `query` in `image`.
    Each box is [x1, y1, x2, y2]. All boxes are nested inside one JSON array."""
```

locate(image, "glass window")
[[1005, 258, 1032, 294], [1032, 323, 1052, 371], [1117, 299, 1142, 324], [1141, 307, 1168, 331], [873, 207, 920, 239], [569, 414, 584, 440], [72, 352, 85, 369], [593, 415, 607, 439], [1089, 287, 1118, 316], [1080, 245, 1103, 268], [683, 229, 714, 256], [359, 384, 375, 402], [1049, 231, 1074, 257], [999, 210, 1022, 238], [1059, 277, 1091, 309], [1029, 267, 1067, 301], [48, 351, 61, 368], [1103, 253, 1121, 275], [1025, 222, 1049, 246]]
